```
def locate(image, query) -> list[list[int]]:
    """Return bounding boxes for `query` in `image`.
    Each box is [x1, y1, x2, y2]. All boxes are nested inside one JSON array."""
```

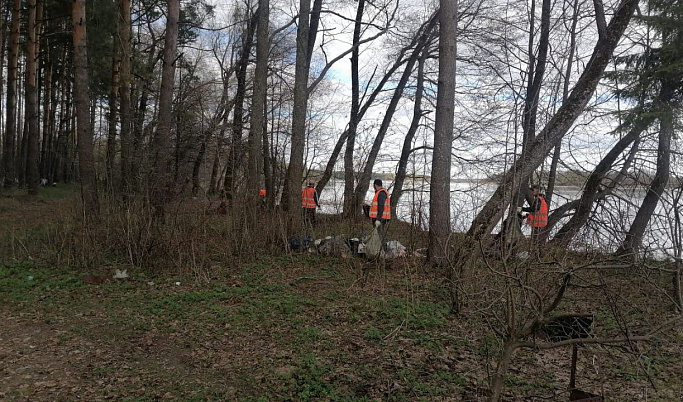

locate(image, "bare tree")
[[467, 0, 640, 241]]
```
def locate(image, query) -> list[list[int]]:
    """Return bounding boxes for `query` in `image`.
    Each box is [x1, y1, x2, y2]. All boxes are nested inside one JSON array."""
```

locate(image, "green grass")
[[1, 193, 682, 401]]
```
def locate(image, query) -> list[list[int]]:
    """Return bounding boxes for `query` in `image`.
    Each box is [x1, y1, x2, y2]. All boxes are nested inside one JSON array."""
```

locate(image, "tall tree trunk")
[[224, 9, 258, 203], [106, 49, 120, 190], [150, 0, 180, 213], [25, 0, 40, 195], [545, 0, 580, 206], [617, 93, 674, 256], [3, 0, 20, 188], [428, 0, 457, 264], [342, 5, 363, 216], [521, 0, 550, 153], [467, 0, 639, 240], [282, 0, 311, 232], [247, 0, 269, 210], [392, 45, 428, 217], [41, 58, 53, 181], [72, 0, 99, 215], [342, 0, 365, 218], [119, 0, 132, 194]]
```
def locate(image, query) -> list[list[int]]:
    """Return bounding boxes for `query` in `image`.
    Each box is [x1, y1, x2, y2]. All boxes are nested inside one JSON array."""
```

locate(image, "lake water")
[[318, 179, 681, 260]]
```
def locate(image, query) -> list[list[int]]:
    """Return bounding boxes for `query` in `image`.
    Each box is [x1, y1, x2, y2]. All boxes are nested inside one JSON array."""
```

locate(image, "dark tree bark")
[[542, 135, 640, 242], [521, 0, 551, 153], [343, 0, 365, 218], [118, 0, 132, 194], [247, 0, 270, 209], [72, 0, 99, 215], [282, 0, 311, 232], [392, 44, 429, 217], [618, 93, 674, 256], [550, 114, 653, 244], [150, 0, 179, 213], [545, 0, 580, 207], [25, 0, 40, 195], [467, 0, 639, 240], [106, 49, 120, 190], [315, 11, 438, 197], [352, 20, 436, 212], [224, 9, 258, 202], [3, 0, 20, 188], [429, 0, 457, 264]]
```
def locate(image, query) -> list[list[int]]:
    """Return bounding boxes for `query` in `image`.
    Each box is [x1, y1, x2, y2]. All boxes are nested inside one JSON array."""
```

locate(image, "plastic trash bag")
[[365, 225, 384, 259]]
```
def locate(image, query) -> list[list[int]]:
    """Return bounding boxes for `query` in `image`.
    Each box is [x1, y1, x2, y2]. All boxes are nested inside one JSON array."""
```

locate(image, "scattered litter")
[[316, 236, 351, 258], [113, 269, 129, 279], [517, 251, 530, 260], [27, 276, 34, 281], [289, 236, 312, 252], [385, 240, 407, 259], [175, 282, 181, 286]]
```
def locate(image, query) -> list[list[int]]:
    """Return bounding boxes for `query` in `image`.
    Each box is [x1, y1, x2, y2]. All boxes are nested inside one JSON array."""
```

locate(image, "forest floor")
[[1, 186, 682, 401]]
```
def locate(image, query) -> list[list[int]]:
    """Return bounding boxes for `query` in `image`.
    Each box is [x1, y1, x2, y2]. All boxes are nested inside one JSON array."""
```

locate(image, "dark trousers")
[[372, 218, 389, 248], [303, 208, 316, 226], [530, 226, 545, 242]]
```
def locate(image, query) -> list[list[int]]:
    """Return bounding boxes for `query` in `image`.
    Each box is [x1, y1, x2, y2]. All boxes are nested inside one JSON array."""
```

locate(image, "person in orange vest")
[[301, 182, 320, 226], [258, 188, 267, 208], [522, 184, 548, 241], [369, 179, 391, 242]]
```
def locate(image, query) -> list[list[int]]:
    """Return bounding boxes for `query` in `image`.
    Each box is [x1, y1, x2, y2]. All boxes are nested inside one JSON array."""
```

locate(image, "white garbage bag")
[[365, 225, 384, 259]]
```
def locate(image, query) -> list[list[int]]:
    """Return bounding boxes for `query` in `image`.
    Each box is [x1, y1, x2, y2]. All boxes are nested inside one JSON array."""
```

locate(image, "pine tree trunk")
[[71, 0, 99, 215], [150, 0, 180, 214], [3, 0, 20, 188], [118, 0, 132, 194], [25, 0, 40, 195]]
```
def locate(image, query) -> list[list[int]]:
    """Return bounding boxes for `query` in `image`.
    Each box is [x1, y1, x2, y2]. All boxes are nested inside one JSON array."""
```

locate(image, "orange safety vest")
[[526, 196, 548, 228], [369, 188, 391, 220], [259, 189, 266, 197], [302, 187, 317, 209]]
